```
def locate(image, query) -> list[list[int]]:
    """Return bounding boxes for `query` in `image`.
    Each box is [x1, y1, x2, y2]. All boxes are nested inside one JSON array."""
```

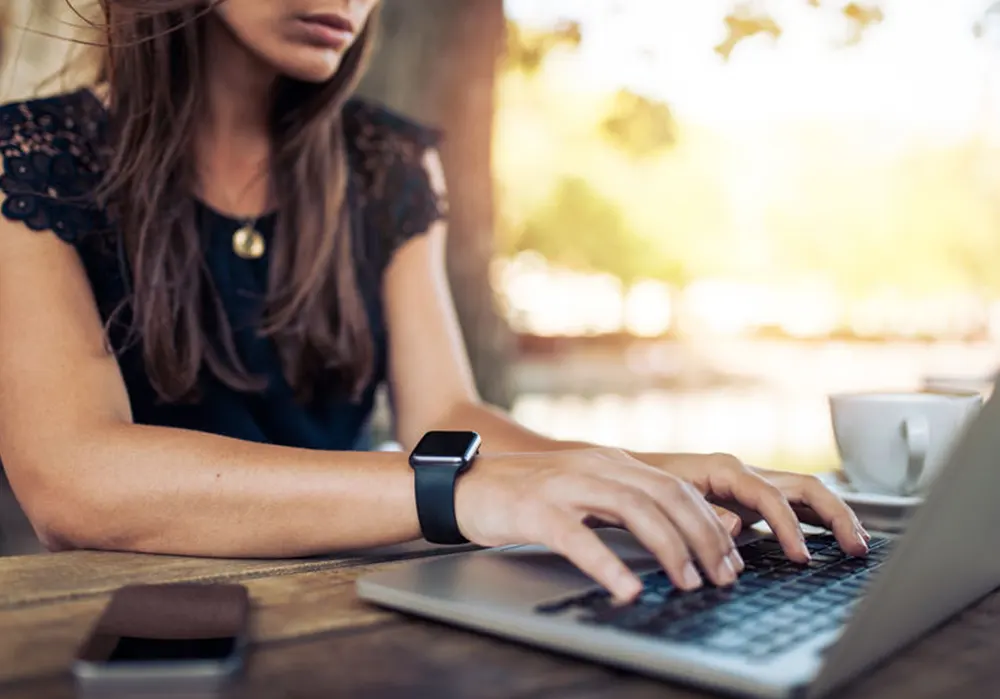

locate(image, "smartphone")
[[73, 583, 249, 697]]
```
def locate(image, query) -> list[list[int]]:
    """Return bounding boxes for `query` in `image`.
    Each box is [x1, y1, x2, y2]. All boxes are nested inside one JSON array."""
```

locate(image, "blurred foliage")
[[503, 19, 582, 74], [841, 3, 885, 46], [504, 16, 677, 160], [504, 15, 679, 160], [715, 7, 783, 61], [716, 1, 885, 60], [509, 177, 684, 284], [761, 141, 1000, 296], [600, 90, 677, 160], [496, 2, 1000, 296]]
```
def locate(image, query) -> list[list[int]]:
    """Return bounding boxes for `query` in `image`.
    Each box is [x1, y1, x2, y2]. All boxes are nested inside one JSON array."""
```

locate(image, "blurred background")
[[1, 1, 999, 554], [358, 0, 1000, 473]]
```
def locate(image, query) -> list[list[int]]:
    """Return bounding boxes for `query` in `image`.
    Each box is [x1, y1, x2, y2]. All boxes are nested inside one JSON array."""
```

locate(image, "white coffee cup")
[[829, 391, 982, 497]]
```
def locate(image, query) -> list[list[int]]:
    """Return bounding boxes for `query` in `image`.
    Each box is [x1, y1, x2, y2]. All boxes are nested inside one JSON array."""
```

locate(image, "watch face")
[[411, 431, 481, 464]]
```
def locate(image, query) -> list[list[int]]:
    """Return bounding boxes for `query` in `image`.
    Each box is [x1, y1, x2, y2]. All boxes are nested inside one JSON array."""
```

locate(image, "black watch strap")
[[414, 466, 468, 545]]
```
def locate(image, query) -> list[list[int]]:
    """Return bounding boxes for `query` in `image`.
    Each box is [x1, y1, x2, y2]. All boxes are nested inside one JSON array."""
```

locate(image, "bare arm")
[[384, 149, 543, 452], [0, 211, 419, 556], [0, 208, 746, 600]]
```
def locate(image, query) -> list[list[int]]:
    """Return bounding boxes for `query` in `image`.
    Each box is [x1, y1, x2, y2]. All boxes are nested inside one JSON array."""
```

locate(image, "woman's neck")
[[197, 17, 276, 217], [202, 17, 275, 142]]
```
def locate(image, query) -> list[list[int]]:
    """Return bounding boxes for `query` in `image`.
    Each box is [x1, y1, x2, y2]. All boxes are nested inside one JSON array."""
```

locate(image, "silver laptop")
[[357, 390, 1000, 699]]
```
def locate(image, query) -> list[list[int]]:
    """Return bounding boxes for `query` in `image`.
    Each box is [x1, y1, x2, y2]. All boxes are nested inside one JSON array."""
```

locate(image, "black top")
[[0, 89, 445, 450]]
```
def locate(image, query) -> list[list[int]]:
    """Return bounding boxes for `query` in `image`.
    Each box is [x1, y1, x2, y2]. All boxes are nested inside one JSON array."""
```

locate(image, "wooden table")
[[2, 545, 1000, 699]]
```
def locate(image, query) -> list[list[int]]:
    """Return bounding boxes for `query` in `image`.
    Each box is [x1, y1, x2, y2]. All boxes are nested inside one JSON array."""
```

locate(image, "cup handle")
[[901, 416, 930, 496]]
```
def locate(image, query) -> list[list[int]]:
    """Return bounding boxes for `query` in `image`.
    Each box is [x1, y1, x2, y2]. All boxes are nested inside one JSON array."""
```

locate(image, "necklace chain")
[[200, 162, 270, 261]]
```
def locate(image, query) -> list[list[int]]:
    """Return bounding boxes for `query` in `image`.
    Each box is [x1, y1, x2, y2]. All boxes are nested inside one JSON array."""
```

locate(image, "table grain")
[[2, 546, 999, 698]]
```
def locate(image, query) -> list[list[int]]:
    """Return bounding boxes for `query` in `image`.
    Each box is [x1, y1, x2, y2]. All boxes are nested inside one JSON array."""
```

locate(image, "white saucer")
[[816, 470, 923, 533], [816, 471, 923, 507]]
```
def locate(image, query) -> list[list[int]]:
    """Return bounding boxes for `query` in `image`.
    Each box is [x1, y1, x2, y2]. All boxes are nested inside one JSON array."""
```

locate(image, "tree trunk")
[[358, 0, 515, 409]]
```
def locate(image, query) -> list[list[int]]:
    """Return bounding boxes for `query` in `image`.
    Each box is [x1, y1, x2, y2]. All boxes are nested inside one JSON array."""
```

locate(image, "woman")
[[0, 0, 867, 602]]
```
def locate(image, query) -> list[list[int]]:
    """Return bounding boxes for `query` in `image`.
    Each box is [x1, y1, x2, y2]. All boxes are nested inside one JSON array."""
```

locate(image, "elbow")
[[27, 497, 92, 553], [6, 452, 131, 553], [25, 483, 127, 553]]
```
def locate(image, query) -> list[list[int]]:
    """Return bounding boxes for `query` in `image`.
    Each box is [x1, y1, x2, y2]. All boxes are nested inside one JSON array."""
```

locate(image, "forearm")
[[15, 423, 419, 557]]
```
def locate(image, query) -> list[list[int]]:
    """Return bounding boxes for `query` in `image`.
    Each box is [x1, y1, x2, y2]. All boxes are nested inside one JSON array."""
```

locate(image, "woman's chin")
[[274, 51, 345, 84]]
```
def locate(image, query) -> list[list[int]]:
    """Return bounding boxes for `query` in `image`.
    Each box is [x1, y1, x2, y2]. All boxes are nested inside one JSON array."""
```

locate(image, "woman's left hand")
[[654, 453, 870, 559]]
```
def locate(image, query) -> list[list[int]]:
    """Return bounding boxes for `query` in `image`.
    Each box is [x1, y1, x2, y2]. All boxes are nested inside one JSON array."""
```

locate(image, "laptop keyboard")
[[536, 534, 893, 659]]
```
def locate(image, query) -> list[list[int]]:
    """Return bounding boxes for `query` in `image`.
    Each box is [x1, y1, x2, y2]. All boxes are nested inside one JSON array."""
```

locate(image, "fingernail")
[[855, 530, 869, 551], [682, 561, 702, 590], [798, 542, 811, 560], [858, 526, 871, 542], [717, 558, 736, 585], [729, 550, 744, 572]]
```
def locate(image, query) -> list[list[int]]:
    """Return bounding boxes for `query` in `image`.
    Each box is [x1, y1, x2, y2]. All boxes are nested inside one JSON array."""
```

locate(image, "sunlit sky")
[[505, 0, 1000, 142]]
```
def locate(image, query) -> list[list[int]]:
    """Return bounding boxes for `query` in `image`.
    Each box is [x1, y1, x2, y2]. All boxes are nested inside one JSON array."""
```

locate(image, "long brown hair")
[[97, 1, 378, 404]]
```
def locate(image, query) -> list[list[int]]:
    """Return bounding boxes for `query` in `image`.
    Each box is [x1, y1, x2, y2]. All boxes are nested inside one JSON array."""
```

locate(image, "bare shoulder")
[[0, 202, 90, 291], [0, 89, 117, 353], [343, 99, 448, 273], [0, 202, 113, 368]]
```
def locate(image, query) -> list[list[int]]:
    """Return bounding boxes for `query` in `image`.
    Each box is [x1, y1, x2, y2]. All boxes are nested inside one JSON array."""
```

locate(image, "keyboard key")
[[697, 588, 727, 603], [792, 598, 832, 612], [715, 608, 749, 624], [638, 589, 668, 605], [704, 629, 750, 652], [558, 534, 881, 659], [603, 606, 663, 631], [809, 552, 843, 564], [658, 620, 714, 641], [838, 559, 870, 571], [651, 605, 689, 624], [760, 570, 796, 582], [812, 617, 846, 634], [837, 579, 867, 592], [785, 580, 824, 594], [817, 588, 856, 603]]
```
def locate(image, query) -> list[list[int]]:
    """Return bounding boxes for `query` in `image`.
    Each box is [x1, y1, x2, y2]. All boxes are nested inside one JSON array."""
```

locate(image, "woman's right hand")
[[454, 448, 746, 603]]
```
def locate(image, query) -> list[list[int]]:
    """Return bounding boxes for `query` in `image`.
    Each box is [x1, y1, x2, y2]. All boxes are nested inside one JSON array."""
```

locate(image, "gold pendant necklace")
[[232, 220, 266, 260]]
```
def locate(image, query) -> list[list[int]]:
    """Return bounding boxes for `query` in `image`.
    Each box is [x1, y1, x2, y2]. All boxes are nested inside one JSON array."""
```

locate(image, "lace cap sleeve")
[[0, 91, 108, 244], [345, 99, 448, 272]]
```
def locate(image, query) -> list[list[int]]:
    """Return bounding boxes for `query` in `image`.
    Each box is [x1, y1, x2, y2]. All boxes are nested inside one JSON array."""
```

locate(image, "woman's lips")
[[293, 15, 356, 49]]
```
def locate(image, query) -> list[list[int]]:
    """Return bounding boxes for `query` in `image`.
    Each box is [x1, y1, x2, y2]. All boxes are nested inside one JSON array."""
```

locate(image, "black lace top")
[[0, 89, 445, 449]]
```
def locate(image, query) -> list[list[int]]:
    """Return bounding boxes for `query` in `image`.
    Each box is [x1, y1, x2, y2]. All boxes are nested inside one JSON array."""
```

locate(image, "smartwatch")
[[409, 430, 482, 545]]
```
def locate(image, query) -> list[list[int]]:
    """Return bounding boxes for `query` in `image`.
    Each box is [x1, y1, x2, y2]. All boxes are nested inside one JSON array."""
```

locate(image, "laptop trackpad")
[[390, 529, 661, 608], [496, 528, 659, 575]]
